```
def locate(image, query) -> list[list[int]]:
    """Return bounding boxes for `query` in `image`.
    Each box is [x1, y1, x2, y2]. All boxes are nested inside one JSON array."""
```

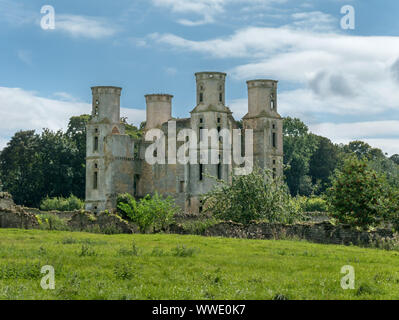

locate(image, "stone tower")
[[85, 86, 135, 212], [144, 94, 173, 130], [243, 80, 283, 177], [187, 72, 236, 213]]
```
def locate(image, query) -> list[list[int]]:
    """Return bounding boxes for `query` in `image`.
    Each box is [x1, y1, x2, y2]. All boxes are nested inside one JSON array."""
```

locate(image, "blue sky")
[[1, 0, 399, 155]]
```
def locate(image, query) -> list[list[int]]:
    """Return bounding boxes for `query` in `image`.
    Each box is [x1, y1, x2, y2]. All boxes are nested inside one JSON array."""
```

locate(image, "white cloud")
[[0, 1, 117, 39], [150, 0, 287, 25], [289, 11, 336, 32], [55, 15, 118, 39], [309, 121, 399, 156], [149, 27, 399, 119], [0, 87, 145, 150]]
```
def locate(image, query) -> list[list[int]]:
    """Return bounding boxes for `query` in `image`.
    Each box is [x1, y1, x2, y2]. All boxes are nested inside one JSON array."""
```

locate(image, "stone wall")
[[0, 192, 15, 210], [68, 211, 137, 234], [0, 207, 39, 229], [170, 220, 395, 247]]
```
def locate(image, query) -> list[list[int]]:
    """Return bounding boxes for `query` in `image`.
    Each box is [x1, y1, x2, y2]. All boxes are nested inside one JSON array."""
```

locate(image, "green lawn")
[[0, 228, 399, 300]]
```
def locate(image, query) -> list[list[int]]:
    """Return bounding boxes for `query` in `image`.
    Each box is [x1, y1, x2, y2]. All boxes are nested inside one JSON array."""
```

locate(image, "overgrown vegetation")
[[40, 195, 84, 212], [290, 196, 328, 213], [117, 193, 178, 233], [202, 168, 301, 225]]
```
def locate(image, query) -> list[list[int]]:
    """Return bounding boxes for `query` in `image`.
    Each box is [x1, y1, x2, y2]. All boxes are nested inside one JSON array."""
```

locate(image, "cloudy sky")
[[1, 0, 399, 155]]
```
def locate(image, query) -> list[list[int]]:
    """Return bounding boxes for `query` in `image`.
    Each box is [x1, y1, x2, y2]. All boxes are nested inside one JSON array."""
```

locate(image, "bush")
[[37, 214, 70, 231], [117, 193, 177, 233], [327, 156, 392, 229], [291, 196, 328, 213], [40, 195, 84, 211], [116, 193, 134, 219], [202, 167, 302, 225]]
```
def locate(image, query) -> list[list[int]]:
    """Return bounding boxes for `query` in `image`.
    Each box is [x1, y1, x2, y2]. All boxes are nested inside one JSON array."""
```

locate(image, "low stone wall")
[[23, 207, 77, 220], [0, 207, 39, 229], [68, 211, 138, 234], [170, 220, 395, 247]]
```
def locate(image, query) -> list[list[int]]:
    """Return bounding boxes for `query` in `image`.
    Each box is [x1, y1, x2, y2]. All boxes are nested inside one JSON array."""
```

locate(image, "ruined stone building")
[[85, 72, 283, 213]]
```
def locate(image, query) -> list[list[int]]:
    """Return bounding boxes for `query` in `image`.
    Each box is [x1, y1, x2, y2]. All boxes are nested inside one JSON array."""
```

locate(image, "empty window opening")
[[94, 137, 99, 151], [271, 100, 275, 110], [134, 174, 140, 196], [272, 132, 277, 148], [273, 168, 276, 179], [217, 117, 221, 123], [199, 164, 204, 181], [200, 118, 203, 124], [94, 106, 99, 116], [217, 163, 222, 180], [273, 160, 276, 165], [179, 181, 185, 193], [199, 200, 203, 213], [199, 126, 204, 141], [219, 93, 223, 102], [93, 172, 98, 189], [94, 163, 98, 169], [199, 93, 204, 102]]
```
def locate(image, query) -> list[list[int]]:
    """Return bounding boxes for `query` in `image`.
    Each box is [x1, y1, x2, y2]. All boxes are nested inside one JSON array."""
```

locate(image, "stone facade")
[[85, 72, 284, 213]]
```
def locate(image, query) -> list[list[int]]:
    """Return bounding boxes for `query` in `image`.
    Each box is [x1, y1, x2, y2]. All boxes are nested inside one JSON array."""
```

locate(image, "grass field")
[[1, 229, 399, 300]]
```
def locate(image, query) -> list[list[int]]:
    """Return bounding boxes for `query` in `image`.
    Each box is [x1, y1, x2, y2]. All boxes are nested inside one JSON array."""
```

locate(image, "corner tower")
[[243, 80, 283, 177], [85, 86, 135, 213]]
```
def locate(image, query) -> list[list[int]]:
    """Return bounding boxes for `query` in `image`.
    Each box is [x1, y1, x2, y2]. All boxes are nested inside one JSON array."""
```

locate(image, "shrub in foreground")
[[117, 193, 177, 233], [202, 167, 301, 225]]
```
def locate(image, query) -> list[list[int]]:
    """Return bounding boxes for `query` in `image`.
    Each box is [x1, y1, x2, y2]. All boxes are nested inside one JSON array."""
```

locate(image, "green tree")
[[283, 117, 318, 196], [390, 154, 399, 165], [327, 156, 390, 229], [66, 114, 91, 199], [308, 135, 340, 194], [36, 129, 80, 200], [0, 131, 41, 206], [343, 141, 385, 161]]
